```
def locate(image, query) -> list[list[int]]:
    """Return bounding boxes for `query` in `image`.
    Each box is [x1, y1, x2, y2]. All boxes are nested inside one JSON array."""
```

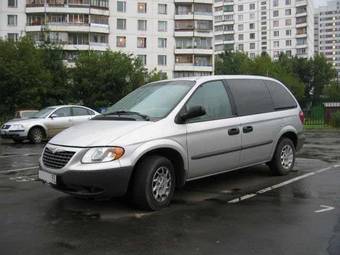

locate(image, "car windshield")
[[105, 80, 195, 119], [31, 107, 57, 118]]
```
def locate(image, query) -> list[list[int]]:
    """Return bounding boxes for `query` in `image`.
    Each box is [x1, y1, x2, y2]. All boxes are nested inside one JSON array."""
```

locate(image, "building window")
[[8, 0, 17, 8], [273, 0, 278, 7], [286, 50, 291, 56], [238, 34, 244, 40], [285, 19, 291, 25], [158, 38, 167, 48], [285, 0, 291, 5], [158, 4, 167, 14], [285, 9, 291, 15], [7, 15, 17, 26], [137, 55, 147, 65], [116, 36, 126, 47], [138, 20, 147, 31], [116, 19, 126, 30], [286, 40, 291, 46], [249, 3, 255, 10], [137, 2, 147, 13], [238, 5, 243, 11], [286, 29, 291, 36], [274, 41, 279, 48], [250, 43, 255, 49], [250, 13, 255, 19], [137, 37, 147, 48], [249, 23, 255, 29], [117, 1, 126, 12], [158, 21, 167, 32], [158, 55, 167, 66], [274, 30, 279, 36], [250, 33, 255, 39], [273, 10, 279, 17], [238, 24, 244, 31], [238, 15, 243, 21], [273, 20, 279, 27], [7, 33, 18, 41]]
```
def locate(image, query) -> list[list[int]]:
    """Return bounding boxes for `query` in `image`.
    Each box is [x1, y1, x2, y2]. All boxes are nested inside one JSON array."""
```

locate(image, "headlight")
[[11, 124, 25, 130], [81, 147, 125, 164]]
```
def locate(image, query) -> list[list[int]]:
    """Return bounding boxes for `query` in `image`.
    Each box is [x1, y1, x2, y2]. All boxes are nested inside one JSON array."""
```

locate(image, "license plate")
[[39, 171, 57, 185]]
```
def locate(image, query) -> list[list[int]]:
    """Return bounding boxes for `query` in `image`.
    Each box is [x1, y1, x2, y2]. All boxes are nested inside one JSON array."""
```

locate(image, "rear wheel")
[[28, 127, 44, 144], [269, 138, 296, 176], [131, 155, 175, 211]]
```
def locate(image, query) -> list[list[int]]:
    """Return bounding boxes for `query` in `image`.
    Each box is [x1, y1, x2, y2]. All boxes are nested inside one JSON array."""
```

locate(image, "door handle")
[[228, 128, 240, 136], [243, 126, 253, 133]]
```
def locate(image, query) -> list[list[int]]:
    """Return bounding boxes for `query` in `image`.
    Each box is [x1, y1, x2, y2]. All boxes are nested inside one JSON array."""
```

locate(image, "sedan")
[[0, 105, 99, 143]]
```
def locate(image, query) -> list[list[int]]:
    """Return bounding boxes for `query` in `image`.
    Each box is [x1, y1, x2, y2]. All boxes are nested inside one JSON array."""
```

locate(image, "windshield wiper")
[[104, 111, 150, 121]]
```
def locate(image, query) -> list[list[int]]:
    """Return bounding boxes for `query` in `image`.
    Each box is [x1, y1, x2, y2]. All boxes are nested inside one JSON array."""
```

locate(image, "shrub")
[[331, 111, 340, 128]]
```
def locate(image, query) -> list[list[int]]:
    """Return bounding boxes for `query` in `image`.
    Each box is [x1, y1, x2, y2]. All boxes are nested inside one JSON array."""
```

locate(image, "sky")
[[313, 0, 331, 7]]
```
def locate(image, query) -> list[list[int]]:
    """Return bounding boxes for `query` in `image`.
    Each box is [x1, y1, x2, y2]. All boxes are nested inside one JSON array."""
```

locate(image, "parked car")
[[15, 110, 39, 119], [1, 105, 99, 143], [38, 76, 304, 210]]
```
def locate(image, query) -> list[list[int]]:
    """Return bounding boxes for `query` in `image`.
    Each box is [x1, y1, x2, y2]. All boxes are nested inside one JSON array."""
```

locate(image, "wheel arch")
[[128, 142, 188, 190]]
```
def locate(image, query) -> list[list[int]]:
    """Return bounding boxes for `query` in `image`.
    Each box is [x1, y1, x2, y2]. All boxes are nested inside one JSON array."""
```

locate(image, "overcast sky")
[[313, 0, 330, 7]]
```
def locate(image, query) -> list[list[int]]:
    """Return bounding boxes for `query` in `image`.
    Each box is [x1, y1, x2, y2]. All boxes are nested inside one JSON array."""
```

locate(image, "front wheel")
[[28, 127, 44, 144], [131, 155, 175, 211], [268, 138, 296, 176]]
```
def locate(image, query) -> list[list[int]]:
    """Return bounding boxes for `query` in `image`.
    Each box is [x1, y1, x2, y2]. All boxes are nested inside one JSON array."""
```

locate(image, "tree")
[[323, 81, 340, 101], [71, 51, 150, 109], [215, 51, 251, 75]]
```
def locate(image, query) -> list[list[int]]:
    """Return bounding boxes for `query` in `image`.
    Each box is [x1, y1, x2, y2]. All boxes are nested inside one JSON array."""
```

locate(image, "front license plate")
[[39, 171, 57, 185]]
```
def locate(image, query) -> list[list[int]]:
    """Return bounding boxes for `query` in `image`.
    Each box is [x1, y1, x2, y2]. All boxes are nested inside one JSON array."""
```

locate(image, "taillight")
[[299, 111, 305, 124]]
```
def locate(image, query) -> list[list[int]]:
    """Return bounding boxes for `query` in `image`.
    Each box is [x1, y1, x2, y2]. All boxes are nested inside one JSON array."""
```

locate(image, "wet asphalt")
[[0, 131, 340, 255]]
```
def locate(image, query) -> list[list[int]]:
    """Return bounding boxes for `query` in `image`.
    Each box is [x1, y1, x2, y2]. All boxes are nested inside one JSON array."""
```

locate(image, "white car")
[[1, 105, 99, 143]]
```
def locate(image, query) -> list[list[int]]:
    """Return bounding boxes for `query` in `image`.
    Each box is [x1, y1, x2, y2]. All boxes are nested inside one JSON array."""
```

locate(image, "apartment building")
[[214, 0, 314, 59], [0, 0, 214, 78], [315, 0, 340, 76]]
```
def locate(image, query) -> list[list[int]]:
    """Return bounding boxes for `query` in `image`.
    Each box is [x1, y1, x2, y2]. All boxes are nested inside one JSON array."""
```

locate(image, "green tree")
[[71, 51, 149, 109], [323, 81, 340, 101], [215, 51, 251, 75]]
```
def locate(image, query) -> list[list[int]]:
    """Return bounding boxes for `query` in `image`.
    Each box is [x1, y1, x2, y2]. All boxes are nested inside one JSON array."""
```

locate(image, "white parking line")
[[0, 153, 41, 158], [0, 166, 39, 174], [228, 165, 336, 204]]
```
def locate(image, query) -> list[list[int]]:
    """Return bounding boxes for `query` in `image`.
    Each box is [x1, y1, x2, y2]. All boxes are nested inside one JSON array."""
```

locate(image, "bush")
[[331, 111, 340, 128]]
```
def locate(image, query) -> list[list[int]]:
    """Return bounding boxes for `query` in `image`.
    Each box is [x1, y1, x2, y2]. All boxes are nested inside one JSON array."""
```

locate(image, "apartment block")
[[0, 0, 214, 79], [315, 0, 340, 76], [214, 0, 314, 59]]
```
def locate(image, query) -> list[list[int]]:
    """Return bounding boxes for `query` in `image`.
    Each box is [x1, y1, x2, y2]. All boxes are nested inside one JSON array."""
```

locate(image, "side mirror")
[[49, 114, 58, 119], [176, 105, 206, 123]]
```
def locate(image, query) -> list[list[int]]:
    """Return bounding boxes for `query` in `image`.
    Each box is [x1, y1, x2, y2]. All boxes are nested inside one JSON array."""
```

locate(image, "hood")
[[49, 120, 152, 147], [6, 118, 42, 125]]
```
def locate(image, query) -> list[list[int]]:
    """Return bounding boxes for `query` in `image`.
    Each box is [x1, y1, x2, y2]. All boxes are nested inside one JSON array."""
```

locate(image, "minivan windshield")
[[31, 107, 57, 118], [105, 80, 195, 119]]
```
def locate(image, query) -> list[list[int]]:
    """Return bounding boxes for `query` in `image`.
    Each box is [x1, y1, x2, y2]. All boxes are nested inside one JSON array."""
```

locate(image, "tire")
[[269, 138, 296, 176], [28, 127, 44, 144], [131, 155, 175, 211]]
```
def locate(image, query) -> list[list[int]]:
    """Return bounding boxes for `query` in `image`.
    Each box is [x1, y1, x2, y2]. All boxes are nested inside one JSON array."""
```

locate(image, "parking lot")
[[0, 131, 339, 255]]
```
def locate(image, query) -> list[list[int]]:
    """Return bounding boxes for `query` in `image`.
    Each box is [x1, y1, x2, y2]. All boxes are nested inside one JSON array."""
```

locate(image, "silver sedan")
[[0, 105, 99, 143]]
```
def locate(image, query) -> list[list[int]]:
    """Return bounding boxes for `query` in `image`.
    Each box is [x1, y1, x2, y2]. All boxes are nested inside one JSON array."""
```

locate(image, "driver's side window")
[[186, 80, 233, 122], [53, 107, 72, 118]]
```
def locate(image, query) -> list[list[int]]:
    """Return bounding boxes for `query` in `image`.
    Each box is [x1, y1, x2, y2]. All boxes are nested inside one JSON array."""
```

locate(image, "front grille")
[[42, 147, 75, 169], [2, 125, 10, 129]]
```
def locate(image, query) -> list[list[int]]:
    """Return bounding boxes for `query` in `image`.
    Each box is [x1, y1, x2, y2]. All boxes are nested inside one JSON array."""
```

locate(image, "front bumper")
[[40, 166, 134, 198], [0, 129, 27, 139]]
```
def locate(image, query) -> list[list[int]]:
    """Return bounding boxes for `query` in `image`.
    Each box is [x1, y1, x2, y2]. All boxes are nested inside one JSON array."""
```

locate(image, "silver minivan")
[[39, 76, 304, 210]]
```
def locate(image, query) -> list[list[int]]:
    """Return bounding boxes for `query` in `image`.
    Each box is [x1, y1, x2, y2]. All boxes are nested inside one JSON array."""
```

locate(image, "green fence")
[[304, 103, 327, 128]]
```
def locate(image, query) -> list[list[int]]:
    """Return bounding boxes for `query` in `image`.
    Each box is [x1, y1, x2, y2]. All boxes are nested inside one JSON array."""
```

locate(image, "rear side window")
[[265, 81, 297, 110], [227, 79, 274, 116], [186, 80, 233, 122]]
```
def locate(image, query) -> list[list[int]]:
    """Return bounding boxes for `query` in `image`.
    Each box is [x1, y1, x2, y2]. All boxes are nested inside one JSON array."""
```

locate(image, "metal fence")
[[304, 103, 326, 127]]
